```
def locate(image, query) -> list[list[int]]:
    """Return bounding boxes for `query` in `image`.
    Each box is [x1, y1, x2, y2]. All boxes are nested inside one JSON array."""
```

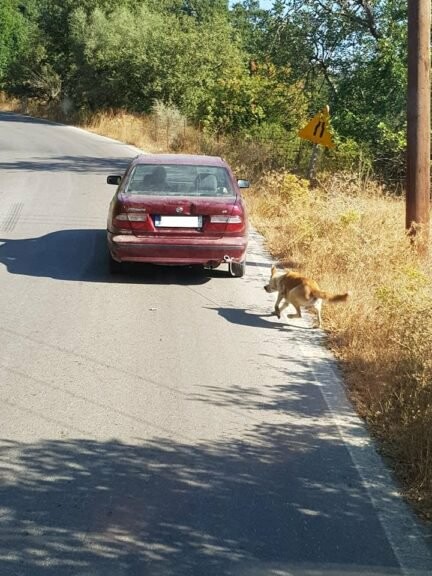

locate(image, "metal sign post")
[[307, 144, 319, 181]]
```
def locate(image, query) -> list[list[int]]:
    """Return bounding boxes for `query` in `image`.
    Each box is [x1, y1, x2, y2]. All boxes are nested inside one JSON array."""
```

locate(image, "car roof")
[[133, 153, 228, 168]]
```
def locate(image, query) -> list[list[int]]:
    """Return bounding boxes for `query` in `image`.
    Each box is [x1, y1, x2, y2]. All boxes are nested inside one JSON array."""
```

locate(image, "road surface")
[[0, 111, 431, 576]]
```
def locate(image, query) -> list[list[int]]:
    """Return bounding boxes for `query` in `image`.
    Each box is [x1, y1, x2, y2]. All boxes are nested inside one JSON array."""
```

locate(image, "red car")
[[106, 154, 249, 277]]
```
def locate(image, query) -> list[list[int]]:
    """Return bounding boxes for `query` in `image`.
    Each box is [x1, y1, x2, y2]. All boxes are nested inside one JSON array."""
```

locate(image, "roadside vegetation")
[[1, 0, 431, 520]]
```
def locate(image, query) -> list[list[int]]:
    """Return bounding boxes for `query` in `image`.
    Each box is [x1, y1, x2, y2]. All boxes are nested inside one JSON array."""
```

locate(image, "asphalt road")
[[0, 111, 431, 576]]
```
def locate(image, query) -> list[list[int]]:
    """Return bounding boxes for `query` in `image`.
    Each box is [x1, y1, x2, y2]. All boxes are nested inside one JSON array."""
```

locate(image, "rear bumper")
[[107, 232, 248, 265]]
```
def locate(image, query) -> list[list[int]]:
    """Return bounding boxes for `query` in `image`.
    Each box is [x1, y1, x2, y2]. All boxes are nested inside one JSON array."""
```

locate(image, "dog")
[[264, 265, 350, 328]]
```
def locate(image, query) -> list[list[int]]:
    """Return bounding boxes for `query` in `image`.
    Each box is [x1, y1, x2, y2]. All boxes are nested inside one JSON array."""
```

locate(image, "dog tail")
[[312, 289, 351, 302]]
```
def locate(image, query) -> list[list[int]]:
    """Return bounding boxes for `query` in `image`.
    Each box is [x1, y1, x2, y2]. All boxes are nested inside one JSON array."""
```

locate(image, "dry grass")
[[0, 92, 21, 112], [83, 110, 163, 152], [81, 109, 203, 155], [2, 95, 432, 520]]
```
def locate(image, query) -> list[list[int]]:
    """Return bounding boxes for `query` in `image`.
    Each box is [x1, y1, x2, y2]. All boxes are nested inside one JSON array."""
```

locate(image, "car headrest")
[[197, 174, 218, 192]]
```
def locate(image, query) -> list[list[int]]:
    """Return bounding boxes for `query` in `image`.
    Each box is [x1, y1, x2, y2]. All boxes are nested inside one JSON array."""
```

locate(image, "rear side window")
[[125, 164, 235, 197]]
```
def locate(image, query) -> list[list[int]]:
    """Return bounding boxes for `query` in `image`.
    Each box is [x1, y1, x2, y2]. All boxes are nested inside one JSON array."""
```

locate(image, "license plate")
[[154, 216, 202, 228]]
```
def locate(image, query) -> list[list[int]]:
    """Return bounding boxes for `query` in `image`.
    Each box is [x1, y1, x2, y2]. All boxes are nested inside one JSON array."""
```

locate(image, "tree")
[[238, 0, 409, 178], [68, 3, 246, 118], [0, 0, 30, 85]]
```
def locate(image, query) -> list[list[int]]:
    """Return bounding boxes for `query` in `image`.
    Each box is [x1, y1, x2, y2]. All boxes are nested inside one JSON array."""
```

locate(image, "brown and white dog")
[[264, 265, 350, 328]]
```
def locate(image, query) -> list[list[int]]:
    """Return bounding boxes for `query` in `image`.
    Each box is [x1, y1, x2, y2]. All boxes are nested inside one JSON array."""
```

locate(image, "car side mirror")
[[237, 179, 250, 189], [107, 175, 122, 185]]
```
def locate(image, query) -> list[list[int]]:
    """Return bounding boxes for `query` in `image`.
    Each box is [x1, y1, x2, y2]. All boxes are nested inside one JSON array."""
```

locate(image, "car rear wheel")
[[231, 259, 246, 278]]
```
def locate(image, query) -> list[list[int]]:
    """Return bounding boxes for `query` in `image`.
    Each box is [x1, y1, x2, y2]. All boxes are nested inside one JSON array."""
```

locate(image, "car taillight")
[[112, 212, 133, 233], [126, 212, 152, 232], [210, 215, 242, 224], [111, 202, 150, 233], [125, 214, 148, 222], [208, 209, 245, 233]]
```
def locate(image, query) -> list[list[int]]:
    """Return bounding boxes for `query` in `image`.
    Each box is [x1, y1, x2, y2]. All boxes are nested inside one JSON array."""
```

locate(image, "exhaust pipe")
[[224, 255, 234, 276]]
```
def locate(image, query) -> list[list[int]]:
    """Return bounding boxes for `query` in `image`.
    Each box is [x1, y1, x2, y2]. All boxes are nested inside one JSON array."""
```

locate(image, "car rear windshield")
[[125, 164, 235, 197]]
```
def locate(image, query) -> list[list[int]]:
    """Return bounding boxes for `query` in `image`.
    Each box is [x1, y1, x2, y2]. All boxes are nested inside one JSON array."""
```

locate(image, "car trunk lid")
[[118, 195, 241, 238]]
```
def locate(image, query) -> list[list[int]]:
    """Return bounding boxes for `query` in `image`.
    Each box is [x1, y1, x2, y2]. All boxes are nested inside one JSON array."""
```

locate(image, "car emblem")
[[176, 207, 184, 213]]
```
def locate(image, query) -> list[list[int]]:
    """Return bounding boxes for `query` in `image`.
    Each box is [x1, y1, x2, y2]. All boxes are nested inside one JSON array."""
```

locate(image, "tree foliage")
[[233, 0, 409, 180], [0, 0, 413, 183], [0, 0, 31, 83]]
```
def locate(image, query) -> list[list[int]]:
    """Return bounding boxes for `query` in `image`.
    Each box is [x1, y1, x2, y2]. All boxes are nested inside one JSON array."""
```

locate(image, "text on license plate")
[[154, 216, 202, 228]]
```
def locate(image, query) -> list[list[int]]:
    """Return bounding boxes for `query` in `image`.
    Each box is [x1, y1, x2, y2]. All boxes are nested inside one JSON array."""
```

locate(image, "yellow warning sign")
[[298, 106, 335, 148]]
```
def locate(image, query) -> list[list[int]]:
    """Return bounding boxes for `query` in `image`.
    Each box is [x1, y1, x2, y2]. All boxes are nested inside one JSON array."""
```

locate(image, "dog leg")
[[315, 300, 322, 328], [277, 300, 290, 318], [286, 287, 303, 320], [293, 304, 302, 318], [287, 304, 302, 319], [273, 293, 284, 318], [271, 308, 281, 318]]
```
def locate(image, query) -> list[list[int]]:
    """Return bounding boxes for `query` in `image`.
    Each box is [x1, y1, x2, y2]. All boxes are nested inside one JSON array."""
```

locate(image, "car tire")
[[109, 254, 123, 274], [231, 260, 246, 278]]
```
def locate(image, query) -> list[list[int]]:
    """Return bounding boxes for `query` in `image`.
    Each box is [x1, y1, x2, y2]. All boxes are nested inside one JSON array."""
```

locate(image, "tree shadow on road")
[[0, 155, 131, 175], [0, 111, 61, 126], [0, 423, 406, 576]]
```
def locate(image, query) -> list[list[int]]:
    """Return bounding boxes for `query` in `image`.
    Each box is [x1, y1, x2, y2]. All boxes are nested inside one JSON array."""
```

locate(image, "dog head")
[[264, 265, 279, 293]]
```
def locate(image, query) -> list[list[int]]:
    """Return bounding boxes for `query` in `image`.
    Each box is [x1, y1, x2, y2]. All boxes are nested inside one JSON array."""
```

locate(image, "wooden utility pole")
[[406, 0, 431, 253]]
